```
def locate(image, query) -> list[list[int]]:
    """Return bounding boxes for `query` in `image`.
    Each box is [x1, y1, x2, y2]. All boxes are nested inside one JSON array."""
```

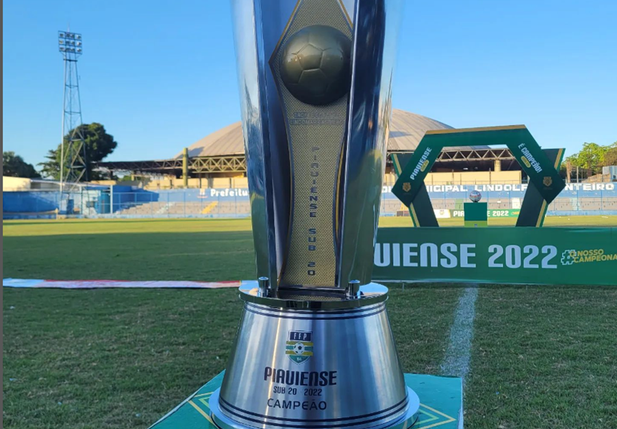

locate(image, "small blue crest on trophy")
[[286, 331, 314, 364]]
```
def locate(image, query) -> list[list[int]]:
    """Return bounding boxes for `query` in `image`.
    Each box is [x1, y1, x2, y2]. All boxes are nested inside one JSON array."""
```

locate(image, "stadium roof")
[[97, 109, 516, 175], [176, 109, 455, 159]]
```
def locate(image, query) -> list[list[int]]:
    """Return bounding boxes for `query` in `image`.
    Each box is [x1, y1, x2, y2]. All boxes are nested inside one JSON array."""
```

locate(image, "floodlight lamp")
[[77, 49, 82, 53], [60, 47, 65, 52], [59, 40, 64, 44], [59, 32, 65, 37], [77, 42, 82, 46], [76, 34, 81, 39]]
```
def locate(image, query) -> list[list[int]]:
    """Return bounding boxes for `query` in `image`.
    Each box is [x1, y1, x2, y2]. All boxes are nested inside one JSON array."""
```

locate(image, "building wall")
[[383, 171, 521, 186], [119, 171, 522, 190], [3, 176, 32, 191], [425, 171, 521, 185]]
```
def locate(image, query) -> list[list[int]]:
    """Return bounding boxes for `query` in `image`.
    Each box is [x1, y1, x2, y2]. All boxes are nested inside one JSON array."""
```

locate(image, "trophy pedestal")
[[149, 372, 463, 429], [209, 388, 418, 429], [208, 283, 420, 429]]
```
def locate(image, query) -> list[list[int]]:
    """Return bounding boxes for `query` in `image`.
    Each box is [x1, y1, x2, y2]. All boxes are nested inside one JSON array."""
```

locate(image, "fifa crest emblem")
[[402, 182, 411, 192], [286, 331, 313, 364], [543, 176, 552, 187]]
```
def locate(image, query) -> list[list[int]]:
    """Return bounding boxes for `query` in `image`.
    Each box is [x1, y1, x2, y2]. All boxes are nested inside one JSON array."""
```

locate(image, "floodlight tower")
[[58, 30, 87, 188]]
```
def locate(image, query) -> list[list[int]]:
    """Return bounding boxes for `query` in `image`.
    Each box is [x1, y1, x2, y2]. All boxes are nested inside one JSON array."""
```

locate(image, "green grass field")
[[3, 217, 617, 428]]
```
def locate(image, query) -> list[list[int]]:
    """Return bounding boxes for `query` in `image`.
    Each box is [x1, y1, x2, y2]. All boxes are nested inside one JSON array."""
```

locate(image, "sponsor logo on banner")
[[202, 188, 250, 198], [560, 249, 617, 265], [409, 148, 432, 181], [543, 176, 553, 187], [434, 209, 451, 219], [286, 331, 314, 364], [382, 182, 615, 194], [518, 143, 543, 173], [402, 182, 411, 192], [451, 209, 519, 218]]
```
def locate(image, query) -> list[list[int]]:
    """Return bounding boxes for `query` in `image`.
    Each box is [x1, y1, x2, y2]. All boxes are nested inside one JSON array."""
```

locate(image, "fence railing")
[[3, 187, 617, 219]]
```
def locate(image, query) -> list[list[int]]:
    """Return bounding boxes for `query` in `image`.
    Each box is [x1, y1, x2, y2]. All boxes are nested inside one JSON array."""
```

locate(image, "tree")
[[565, 142, 609, 176], [3, 151, 41, 178], [602, 142, 617, 167], [38, 123, 118, 181]]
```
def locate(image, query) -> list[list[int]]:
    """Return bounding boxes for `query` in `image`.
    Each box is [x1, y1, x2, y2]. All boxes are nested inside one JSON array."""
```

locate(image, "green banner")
[[391, 126, 566, 227], [373, 227, 617, 286], [394, 145, 440, 207], [451, 209, 520, 218], [515, 148, 563, 227], [507, 135, 564, 203], [391, 153, 438, 226]]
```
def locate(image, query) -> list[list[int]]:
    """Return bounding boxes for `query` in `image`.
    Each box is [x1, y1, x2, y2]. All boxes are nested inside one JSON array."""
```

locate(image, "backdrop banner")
[[451, 209, 520, 218], [373, 227, 617, 286]]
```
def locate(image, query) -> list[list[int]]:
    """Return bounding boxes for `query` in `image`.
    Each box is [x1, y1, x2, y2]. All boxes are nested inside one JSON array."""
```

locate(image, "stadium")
[[4, 108, 616, 220], [3, 2, 617, 429], [4, 110, 616, 428]]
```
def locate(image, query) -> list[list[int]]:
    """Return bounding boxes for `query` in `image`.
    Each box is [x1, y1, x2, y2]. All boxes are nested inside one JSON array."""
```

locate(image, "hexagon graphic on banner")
[[392, 125, 566, 227]]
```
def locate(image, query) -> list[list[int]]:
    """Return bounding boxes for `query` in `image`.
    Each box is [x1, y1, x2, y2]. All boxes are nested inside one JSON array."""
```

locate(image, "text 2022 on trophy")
[[208, 1, 417, 428]]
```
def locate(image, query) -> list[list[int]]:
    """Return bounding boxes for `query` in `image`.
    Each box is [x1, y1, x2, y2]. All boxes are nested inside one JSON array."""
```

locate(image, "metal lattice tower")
[[58, 30, 87, 188]]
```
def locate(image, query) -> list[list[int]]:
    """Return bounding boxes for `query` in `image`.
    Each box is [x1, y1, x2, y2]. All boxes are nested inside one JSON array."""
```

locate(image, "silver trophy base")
[[209, 283, 420, 429]]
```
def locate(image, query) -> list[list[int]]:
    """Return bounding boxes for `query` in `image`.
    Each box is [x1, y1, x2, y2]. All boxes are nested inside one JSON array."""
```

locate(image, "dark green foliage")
[[603, 143, 617, 167], [566, 142, 616, 176], [38, 123, 117, 181], [3, 151, 40, 178]]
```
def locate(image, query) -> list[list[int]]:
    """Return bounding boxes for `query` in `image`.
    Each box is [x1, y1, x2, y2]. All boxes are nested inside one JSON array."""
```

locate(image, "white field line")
[[440, 287, 478, 384]]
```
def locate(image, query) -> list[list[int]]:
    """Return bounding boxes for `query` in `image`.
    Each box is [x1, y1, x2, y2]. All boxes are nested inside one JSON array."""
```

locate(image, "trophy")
[[209, 0, 418, 428]]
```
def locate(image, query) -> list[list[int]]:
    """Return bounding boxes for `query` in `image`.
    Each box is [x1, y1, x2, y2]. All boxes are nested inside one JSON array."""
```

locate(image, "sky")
[[3, 0, 617, 168]]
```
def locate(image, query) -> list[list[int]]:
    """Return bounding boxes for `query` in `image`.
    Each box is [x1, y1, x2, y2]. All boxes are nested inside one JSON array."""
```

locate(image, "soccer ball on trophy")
[[279, 25, 351, 106], [292, 342, 305, 355], [469, 190, 482, 202]]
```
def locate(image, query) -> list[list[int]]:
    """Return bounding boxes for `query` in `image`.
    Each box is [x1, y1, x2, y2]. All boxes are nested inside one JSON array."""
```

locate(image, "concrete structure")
[[96, 109, 521, 189]]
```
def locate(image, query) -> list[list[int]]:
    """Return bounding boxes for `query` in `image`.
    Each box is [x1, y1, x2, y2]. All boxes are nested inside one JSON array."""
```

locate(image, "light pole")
[[58, 30, 87, 192]]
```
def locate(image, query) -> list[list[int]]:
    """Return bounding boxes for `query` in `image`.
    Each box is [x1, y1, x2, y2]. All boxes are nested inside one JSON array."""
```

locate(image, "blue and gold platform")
[[150, 372, 462, 429]]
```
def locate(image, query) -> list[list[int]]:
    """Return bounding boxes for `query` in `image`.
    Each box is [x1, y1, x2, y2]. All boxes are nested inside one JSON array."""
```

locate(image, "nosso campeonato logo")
[[561, 248, 617, 265]]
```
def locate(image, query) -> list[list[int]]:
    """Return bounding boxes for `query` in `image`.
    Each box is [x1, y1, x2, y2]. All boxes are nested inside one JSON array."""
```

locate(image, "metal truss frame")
[[96, 155, 247, 175], [96, 149, 512, 176], [388, 147, 515, 164]]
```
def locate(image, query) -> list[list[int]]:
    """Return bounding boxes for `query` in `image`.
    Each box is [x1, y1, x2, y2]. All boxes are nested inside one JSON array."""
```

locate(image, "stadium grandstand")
[[95, 109, 523, 188], [4, 108, 616, 219]]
